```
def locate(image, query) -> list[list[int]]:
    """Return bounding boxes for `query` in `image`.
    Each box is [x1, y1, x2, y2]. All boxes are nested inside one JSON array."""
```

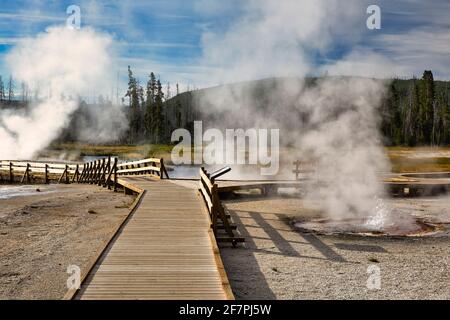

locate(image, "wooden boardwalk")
[[75, 176, 232, 300]]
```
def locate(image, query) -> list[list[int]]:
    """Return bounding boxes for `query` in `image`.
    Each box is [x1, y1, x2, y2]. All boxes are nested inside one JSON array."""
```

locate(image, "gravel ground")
[[0, 184, 134, 300], [220, 196, 450, 300]]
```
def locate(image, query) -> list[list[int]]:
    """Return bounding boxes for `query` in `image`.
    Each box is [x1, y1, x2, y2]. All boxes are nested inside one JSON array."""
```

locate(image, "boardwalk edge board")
[[63, 186, 146, 300]]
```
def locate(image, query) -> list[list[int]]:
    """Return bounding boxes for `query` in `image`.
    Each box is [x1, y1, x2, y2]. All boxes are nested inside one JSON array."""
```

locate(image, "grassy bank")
[[387, 147, 450, 173], [43, 143, 175, 161], [45, 144, 450, 173]]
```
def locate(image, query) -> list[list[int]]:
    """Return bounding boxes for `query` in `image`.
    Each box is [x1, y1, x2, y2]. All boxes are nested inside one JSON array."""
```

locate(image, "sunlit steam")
[[196, 0, 407, 229], [0, 25, 118, 159]]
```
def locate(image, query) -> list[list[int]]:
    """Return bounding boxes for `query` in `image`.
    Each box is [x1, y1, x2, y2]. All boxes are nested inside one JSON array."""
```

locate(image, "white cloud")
[[197, 0, 370, 85], [0, 37, 22, 45], [373, 27, 450, 79], [0, 12, 65, 23], [322, 49, 410, 79]]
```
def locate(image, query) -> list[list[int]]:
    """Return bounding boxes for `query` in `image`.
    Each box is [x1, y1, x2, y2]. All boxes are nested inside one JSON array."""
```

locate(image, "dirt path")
[[220, 196, 450, 300], [0, 184, 134, 300]]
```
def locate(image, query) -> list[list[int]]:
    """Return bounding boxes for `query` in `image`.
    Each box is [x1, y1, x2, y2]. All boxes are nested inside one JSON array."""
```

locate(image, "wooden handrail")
[[116, 158, 162, 168], [116, 158, 169, 179], [0, 157, 169, 185], [0, 160, 83, 184], [198, 167, 244, 246]]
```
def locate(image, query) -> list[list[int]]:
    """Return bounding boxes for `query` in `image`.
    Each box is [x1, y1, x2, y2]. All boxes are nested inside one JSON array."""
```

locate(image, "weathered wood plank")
[[74, 177, 233, 300]]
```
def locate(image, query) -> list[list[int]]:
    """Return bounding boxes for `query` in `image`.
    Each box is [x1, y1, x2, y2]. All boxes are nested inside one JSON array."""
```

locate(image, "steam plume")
[[0, 25, 117, 159], [196, 0, 404, 228]]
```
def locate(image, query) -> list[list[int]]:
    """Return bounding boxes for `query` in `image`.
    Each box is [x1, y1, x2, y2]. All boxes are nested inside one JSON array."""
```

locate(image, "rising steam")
[[196, 0, 403, 228], [0, 25, 118, 159]]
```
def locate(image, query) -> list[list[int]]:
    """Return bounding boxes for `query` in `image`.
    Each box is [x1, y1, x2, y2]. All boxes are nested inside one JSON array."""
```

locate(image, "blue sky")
[[0, 0, 449, 95], [0, 0, 247, 92]]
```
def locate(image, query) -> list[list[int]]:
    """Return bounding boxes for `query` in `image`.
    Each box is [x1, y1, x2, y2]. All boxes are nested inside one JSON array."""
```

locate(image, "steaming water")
[[82, 155, 114, 163], [0, 185, 55, 200], [167, 164, 294, 180], [364, 197, 391, 231]]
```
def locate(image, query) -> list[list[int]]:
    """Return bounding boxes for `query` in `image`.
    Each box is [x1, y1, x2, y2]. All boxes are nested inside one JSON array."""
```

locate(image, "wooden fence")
[[198, 167, 244, 246], [78, 157, 169, 192], [0, 157, 169, 189], [0, 160, 81, 184], [78, 157, 118, 191], [116, 158, 169, 179]]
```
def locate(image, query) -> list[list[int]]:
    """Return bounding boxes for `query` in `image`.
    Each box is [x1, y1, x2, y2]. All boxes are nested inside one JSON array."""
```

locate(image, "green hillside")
[[163, 74, 450, 146]]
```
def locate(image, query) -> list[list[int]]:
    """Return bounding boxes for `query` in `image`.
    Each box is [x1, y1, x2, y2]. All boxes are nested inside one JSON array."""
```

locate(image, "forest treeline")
[[1, 68, 449, 146], [381, 71, 450, 146], [124, 69, 450, 147], [123, 66, 188, 144]]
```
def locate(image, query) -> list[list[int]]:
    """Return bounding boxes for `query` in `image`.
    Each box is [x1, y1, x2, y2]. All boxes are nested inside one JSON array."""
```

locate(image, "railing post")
[[65, 165, 70, 184], [90, 161, 95, 183], [113, 158, 118, 192], [27, 163, 31, 183], [92, 160, 98, 184], [9, 162, 13, 183], [78, 164, 83, 183], [103, 156, 111, 187], [87, 162, 93, 183], [26, 163, 31, 183], [98, 159, 103, 184], [98, 158, 105, 186], [77, 164, 81, 182], [87, 162, 92, 182], [211, 183, 218, 235], [20, 163, 30, 183], [90, 161, 97, 184], [44, 164, 49, 184], [21, 163, 27, 183], [72, 164, 78, 183], [58, 165, 69, 184], [161, 158, 169, 179], [81, 163, 87, 183]]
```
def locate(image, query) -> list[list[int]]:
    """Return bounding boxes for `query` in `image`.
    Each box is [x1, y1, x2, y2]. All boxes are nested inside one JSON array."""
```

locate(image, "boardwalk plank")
[[76, 177, 231, 300]]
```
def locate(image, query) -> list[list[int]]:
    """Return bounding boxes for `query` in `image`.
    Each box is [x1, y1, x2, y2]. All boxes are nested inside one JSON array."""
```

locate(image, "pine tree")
[[153, 79, 164, 143], [403, 80, 421, 146], [433, 92, 446, 146], [419, 70, 435, 144], [0, 76, 4, 101], [176, 99, 182, 128], [8, 75, 14, 101], [380, 81, 402, 145], [145, 72, 157, 141], [124, 66, 140, 143], [137, 79, 145, 140]]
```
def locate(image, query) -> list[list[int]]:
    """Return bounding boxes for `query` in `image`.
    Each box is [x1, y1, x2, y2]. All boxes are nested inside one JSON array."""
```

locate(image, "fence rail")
[[0, 157, 169, 187], [0, 160, 81, 184], [116, 158, 169, 179], [78, 157, 118, 191], [198, 167, 244, 246]]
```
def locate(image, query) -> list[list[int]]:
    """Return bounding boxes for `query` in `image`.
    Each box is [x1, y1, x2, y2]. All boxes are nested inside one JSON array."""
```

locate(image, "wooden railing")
[[77, 157, 169, 192], [116, 158, 169, 179], [293, 160, 318, 181], [198, 167, 244, 246], [78, 157, 118, 191], [0, 157, 169, 189], [0, 160, 81, 184]]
